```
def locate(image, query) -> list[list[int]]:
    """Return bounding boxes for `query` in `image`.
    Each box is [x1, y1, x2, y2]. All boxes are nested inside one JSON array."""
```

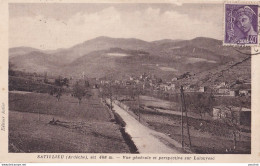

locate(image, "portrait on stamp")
[[225, 4, 258, 45]]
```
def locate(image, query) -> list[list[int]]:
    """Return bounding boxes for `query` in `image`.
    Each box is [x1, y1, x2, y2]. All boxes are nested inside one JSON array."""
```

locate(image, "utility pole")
[[38, 109, 40, 121], [138, 92, 140, 122], [110, 90, 113, 110], [137, 87, 141, 122], [134, 85, 141, 122], [109, 83, 113, 110], [180, 86, 192, 149], [180, 86, 184, 148]]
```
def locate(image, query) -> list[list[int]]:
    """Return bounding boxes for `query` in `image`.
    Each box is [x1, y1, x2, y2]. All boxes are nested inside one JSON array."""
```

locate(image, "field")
[[9, 90, 130, 153], [122, 95, 251, 154], [9, 76, 54, 93], [142, 113, 251, 154]]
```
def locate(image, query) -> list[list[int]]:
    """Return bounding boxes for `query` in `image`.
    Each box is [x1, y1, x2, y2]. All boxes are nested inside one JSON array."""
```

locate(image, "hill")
[[9, 36, 250, 79], [49, 36, 151, 64], [9, 51, 62, 73], [9, 47, 42, 58], [176, 55, 251, 87]]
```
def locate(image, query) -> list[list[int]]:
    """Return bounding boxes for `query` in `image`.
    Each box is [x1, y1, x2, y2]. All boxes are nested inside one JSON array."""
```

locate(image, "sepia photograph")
[[7, 2, 252, 155]]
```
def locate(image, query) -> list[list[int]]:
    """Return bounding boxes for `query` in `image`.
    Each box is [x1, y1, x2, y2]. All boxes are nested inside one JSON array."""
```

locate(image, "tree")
[[72, 80, 91, 105], [186, 93, 215, 119], [100, 83, 113, 109], [44, 72, 48, 83], [49, 87, 62, 101], [55, 76, 69, 87], [221, 96, 248, 152], [49, 76, 69, 101], [132, 85, 143, 122], [221, 106, 241, 151], [9, 63, 16, 76]]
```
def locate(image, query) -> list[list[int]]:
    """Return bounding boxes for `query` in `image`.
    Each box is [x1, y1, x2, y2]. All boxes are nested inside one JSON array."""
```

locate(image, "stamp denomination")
[[224, 4, 258, 45]]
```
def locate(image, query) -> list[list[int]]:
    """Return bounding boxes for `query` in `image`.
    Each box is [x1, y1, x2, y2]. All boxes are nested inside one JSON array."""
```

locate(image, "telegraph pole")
[[138, 93, 140, 122], [180, 85, 192, 148], [134, 85, 141, 122], [180, 86, 184, 148], [109, 83, 113, 110]]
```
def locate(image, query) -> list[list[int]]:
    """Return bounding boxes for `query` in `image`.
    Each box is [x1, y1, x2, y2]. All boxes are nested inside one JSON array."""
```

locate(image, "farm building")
[[212, 106, 251, 126]]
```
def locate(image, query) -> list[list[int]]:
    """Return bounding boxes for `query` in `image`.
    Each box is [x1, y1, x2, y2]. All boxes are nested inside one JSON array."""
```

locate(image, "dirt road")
[[110, 100, 185, 153]]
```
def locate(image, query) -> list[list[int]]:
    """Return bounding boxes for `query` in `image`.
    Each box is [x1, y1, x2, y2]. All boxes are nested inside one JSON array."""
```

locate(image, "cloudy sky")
[[9, 3, 223, 50]]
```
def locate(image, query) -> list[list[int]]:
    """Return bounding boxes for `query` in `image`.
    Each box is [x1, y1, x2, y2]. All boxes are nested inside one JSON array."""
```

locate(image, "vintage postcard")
[[0, 0, 260, 163]]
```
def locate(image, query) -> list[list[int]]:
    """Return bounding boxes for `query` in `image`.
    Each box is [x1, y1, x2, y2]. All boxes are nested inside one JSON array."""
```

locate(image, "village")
[[97, 71, 251, 123], [98, 72, 251, 97]]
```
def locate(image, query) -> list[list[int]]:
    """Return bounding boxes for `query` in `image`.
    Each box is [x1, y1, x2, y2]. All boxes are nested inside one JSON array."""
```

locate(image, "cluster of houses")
[[215, 81, 251, 97], [179, 80, 251, 97], [98, 73, 251, 98], [99, 73, 177, 92], [97, 73, 251, 126]]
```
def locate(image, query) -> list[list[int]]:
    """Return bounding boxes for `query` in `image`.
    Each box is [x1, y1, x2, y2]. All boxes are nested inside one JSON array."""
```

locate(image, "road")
[[108, 99, 185, 153], [9, 90, 32, 94]]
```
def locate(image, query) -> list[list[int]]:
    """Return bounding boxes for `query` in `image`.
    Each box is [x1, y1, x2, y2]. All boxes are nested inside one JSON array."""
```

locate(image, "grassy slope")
[[9, 91, 130, 153]]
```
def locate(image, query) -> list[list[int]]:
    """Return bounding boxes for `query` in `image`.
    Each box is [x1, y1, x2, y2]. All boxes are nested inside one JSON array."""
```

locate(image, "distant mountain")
[[50, 36, 151, 64], [61, 48, 157, 79], [9, 36, 250, 79], [9, 47, 42, 58], [10, 51, 62, 73]]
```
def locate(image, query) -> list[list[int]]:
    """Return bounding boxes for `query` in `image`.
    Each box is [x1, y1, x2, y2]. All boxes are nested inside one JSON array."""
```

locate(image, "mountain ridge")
[[9, 36, 250, 80]]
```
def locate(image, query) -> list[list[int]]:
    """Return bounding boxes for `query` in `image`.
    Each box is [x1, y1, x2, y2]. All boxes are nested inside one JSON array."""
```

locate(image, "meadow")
[[9, 91, 130, 153]]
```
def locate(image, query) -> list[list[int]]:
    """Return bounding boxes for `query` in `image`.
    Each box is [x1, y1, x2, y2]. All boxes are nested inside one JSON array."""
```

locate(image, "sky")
[[9, 3, 223, 50]]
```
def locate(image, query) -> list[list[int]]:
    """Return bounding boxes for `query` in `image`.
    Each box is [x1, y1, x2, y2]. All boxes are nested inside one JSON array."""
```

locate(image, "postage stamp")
[[224, 4, 259, 46]]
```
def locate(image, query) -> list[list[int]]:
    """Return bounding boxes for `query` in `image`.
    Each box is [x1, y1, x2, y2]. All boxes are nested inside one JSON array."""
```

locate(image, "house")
[[219, 82, 228, 87], [229, 90, 239, 96], [140, 73, 148, 80], [239, 89, 251, 96], [183, 85, 190, 90], [212, 106, 251, 126], [159, 84, 167, 91], [232, 83, 251, 96], [134, 80, 140, 84], [172, 77, 178, 81], [218, 87, 230, 94], [215, 82, 228, 89], [93, 84, 98, 89], [169, 84, 176, 90], [159, 83, 175, 91], [199, 86, 207, 92], [125, 81, 132, 86], [183, 84, 197, 92]]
